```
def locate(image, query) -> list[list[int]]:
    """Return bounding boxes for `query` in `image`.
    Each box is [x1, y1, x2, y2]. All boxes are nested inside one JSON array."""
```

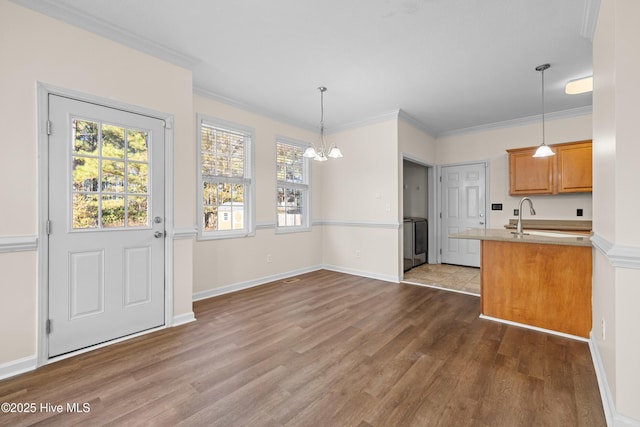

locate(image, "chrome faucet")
[[513, 197, 536, 235]]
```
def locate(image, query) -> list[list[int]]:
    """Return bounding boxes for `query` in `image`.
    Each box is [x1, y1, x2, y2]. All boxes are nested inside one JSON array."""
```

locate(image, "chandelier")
[[303, 87, 343, 162]]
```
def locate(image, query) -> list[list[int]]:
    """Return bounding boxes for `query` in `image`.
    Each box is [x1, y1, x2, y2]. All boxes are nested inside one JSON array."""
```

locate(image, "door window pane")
[[101, 195, 125, 228], [128, 196, 148, 227], [128, 163, 148, 193], [101, 124, 125, 159], [73, 120, 99, 155], [102, 160, 125, 193], [72, 194, 98, 229], [71, 118, 151, 230], [127, 128, 148, 161]]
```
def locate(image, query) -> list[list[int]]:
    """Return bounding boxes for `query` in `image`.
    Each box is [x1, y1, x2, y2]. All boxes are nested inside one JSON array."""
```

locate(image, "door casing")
[[36, 82, 175, 365]]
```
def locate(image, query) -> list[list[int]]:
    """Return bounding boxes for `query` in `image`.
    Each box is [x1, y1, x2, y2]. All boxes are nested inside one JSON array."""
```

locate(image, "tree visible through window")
[[71, 119, 150, 229], [276, 139, 310, 229], [198, 116, 253, 238]]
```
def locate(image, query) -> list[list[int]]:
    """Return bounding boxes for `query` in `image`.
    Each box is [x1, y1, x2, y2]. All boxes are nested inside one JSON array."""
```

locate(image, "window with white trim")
[[276, 138, 310, 231], [197, 115, 254, 239]]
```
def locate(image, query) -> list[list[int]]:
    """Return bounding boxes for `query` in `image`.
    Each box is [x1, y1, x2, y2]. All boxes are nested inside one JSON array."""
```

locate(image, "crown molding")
[[437, 105, 593, 139], [398, 109, 436, 138], [10, 0, 199, 70], [325, 110, 401, 134], [580, 0, 601, 42], [193, 86, 317, 132]]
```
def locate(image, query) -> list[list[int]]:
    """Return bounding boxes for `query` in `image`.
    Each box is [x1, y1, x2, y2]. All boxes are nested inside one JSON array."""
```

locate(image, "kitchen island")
[[450, 228, 592, 338]]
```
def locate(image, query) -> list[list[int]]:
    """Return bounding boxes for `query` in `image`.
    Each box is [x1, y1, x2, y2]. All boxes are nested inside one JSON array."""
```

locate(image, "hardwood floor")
[[0, 270, 605, 426]]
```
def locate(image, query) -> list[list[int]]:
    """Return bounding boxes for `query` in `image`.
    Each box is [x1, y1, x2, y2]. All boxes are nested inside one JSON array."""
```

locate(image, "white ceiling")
[[15, 0, 598, 136]]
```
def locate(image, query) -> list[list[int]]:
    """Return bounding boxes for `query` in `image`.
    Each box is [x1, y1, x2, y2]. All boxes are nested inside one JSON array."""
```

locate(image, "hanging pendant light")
[[533, 64, 555, 158], [303, 87, 343, 161]]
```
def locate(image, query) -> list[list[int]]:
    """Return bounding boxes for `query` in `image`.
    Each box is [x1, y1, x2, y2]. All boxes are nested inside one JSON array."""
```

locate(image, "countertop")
[[503, 219, 592, 231], [450, 228, 592, 247]]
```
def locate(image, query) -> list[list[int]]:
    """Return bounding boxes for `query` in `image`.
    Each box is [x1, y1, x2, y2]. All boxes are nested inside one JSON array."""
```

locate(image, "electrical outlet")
[[577, 208, 583, 217], [355, 250, 361, 258], [266, 254, 272, 263], [514, 209, 519, 216]]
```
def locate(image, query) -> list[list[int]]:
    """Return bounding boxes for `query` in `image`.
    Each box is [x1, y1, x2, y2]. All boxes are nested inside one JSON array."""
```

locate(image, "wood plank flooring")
[[0, 270, 606, 426]]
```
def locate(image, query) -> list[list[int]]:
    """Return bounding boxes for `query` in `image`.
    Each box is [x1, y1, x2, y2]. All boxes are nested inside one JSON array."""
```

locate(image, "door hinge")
[[46, 220, 51, 235], [439, 212, 442, 219], [46, 120, 52, 135], [439, 248, 442, 255], [46, 319, 51, 334], [439, 176, 442, 182]]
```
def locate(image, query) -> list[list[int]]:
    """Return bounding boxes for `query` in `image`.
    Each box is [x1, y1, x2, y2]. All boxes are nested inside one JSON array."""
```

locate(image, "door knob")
[[154, 231, 164, 238]]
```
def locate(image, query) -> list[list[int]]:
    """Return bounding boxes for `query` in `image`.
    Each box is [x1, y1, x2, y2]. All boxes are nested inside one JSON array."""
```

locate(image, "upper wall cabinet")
[[507, 140, 592, 196], [555, 141, 593, 193]]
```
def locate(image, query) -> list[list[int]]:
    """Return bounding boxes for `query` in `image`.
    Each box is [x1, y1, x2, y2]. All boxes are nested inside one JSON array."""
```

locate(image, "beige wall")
[[0, 2, 194, 366], [592, 0, 640, 422], [436, 115, 593, 229], [321, 118, 400, 281], [192, 95, 323, 296]]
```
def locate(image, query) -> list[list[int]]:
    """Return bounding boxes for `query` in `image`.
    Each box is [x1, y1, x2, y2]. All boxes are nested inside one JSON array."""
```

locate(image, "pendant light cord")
[[319, 87, 326, 144], [541, 66, 545, 146]]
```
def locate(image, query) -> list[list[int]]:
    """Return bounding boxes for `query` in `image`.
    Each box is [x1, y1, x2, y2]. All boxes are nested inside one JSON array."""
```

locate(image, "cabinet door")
[[556, 141, 592, 193], [508, 147, 556, 195]]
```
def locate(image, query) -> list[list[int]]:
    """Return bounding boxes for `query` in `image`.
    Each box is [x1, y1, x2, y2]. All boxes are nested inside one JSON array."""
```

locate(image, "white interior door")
[[441, 163, 486, 267], [48, 95, 165, 357]]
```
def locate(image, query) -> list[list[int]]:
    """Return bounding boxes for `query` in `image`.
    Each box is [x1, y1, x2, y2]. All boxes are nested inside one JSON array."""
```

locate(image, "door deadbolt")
[[154, 231, 164, 238], [154, 216, 163, 224]]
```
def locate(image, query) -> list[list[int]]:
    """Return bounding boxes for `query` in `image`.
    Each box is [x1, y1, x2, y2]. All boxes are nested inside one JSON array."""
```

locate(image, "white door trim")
[[36, 82, 175, 366]]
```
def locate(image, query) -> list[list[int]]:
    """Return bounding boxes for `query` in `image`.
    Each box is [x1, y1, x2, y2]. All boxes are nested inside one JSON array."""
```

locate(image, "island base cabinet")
[[480, 240, 592, 338]]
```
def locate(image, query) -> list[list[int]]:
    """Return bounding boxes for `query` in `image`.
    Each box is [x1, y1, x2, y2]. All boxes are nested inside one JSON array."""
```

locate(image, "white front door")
[[441, 163, 486, 267], [48, 95, 166, 357]]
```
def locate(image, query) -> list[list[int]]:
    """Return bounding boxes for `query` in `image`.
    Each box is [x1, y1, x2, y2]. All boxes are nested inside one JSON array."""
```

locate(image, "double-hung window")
[[276, 137, 310, 231], [197, 115, 254, 239]]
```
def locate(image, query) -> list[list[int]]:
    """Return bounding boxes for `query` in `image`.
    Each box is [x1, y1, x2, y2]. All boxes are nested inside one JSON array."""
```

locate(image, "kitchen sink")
[[525, 230, 585, 238]]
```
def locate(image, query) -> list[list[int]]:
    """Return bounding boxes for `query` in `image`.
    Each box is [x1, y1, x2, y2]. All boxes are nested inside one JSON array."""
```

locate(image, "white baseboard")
[[0, 355, 37, 381], [192, 265, 323, 301], [589, 334, 640, 426], [172, 311, 196, 326], [321, 264, 400, 283], [479, 314, 588, 342], [192, 265, 400, 303]]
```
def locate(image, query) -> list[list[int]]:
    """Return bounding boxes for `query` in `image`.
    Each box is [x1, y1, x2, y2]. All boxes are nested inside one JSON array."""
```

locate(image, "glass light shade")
[[314, 153, 328, 162], [533, 144, 555, 157], [303, 147, 317, 158], [328, 147, 343, 158]]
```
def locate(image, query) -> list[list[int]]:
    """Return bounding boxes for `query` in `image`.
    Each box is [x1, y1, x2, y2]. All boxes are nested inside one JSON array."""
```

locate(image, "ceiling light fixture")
[[565, 76, 593, 95], [303, 87, 343, 162], [533, 64, 555, 158]]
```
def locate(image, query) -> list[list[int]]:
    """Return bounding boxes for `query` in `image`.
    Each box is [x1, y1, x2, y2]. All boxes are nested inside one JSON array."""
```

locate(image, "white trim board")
[[193, 266, 323, 301], [591, 233, 640, 269], [0, 355, 38, 381], [0, 235, 38, 253], [589, 334, 640, 426]]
